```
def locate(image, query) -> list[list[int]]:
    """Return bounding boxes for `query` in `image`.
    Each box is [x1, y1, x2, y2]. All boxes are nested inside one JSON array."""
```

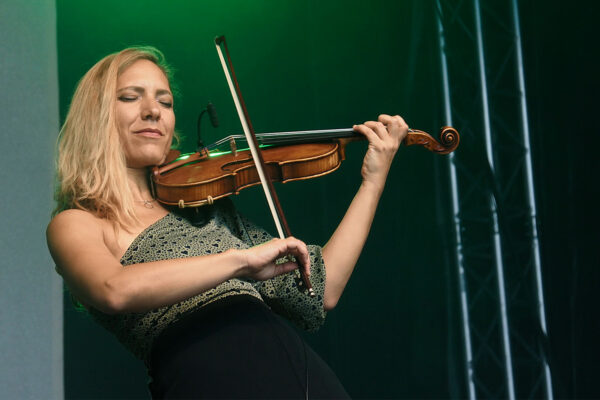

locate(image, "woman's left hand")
[[353, 114, 409, 191], [321, 114, 408, 310]]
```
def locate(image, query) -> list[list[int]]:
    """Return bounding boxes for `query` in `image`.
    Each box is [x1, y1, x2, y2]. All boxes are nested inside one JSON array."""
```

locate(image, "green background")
[[57, 0, 599, 398]]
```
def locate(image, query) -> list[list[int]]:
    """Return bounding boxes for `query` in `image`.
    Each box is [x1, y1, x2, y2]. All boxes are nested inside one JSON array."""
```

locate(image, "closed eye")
[[118, 95, 138, 102]]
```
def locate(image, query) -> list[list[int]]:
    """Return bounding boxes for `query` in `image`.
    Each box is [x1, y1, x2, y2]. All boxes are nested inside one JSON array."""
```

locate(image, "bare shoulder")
[[46, 209, 109, 272], [47, 209, 103, 242], [49, 208, 100, 224], [47, 209, 126, 311]]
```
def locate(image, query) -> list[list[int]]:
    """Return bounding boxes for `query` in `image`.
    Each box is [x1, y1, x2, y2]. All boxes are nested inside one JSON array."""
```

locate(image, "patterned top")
[[88, 199, 327, 363]]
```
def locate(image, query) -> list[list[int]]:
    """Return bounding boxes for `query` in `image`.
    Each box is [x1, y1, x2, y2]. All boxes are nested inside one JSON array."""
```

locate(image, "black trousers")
[[148, 295, 349, 399]]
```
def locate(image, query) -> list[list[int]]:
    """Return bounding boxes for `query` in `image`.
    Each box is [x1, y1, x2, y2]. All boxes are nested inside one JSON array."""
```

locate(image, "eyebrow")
[[117, 86, 172, 96]]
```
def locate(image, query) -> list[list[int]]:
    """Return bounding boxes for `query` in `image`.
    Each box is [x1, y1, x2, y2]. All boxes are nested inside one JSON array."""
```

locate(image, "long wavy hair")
[[54, 46, 178, 229]]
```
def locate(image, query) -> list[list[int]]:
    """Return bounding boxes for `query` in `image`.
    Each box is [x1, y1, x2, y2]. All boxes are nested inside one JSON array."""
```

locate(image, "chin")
[[126, 153, 169, 169]]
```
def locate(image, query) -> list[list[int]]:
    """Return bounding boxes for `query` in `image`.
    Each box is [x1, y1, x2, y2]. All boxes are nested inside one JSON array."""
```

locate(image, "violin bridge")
[[229, 137, 237, 156]]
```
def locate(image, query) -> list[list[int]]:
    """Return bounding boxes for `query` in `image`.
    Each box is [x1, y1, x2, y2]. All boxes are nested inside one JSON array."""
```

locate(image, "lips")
[[133, 128, 163, 137]]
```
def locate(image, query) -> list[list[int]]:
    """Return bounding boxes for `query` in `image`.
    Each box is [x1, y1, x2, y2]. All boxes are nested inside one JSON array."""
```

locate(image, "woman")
[[47, 46, 408, 398]]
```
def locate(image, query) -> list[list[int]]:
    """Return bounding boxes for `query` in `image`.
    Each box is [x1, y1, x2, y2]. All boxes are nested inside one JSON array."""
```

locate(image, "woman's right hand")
[[47, 209, 311, 314], [239, 237, 310, 281]]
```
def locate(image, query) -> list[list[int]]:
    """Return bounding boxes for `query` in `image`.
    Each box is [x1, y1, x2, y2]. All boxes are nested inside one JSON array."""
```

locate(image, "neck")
[[127, 167, 154, 201]]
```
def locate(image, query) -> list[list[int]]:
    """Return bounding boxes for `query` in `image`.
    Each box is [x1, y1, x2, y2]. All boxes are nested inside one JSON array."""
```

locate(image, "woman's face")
[[115, 59, 175, 168]]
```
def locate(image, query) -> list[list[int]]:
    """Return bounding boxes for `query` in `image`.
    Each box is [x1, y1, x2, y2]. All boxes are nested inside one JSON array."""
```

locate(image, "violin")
[[151, 126, 459, 209], [151, 36, 460, 296]]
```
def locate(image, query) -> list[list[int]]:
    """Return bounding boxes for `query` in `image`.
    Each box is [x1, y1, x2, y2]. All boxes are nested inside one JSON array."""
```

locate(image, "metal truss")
[[435, 0, 552, 398]]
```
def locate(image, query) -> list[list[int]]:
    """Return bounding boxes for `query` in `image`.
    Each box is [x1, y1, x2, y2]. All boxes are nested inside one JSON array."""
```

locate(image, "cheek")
[[163, 129, 174, 154], [116, 107, 136, 136], [166, 115, 176, 145], [164, 138, 173, 154]]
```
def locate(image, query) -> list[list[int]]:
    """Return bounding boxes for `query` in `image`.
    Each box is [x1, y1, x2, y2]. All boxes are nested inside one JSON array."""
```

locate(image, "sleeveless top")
[[88, 199, 327, 364]]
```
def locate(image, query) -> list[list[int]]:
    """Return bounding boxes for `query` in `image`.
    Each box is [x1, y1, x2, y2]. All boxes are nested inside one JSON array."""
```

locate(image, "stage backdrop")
[[57, 0, 600, 399], [58, 1, 454, 398]]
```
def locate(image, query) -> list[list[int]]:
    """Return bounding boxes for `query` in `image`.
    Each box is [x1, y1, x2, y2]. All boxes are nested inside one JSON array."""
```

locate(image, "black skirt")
[[148, 294, 349, 399]]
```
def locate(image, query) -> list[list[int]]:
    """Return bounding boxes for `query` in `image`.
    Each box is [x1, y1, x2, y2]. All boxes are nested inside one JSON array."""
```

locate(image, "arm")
[[47, 209, 310, 314], [234, 211, 327, 330], [322, 114, 408, 310]]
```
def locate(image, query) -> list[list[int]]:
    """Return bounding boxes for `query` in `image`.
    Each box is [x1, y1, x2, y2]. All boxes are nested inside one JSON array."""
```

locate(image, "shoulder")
[[47, 209, 117, 277], [46, 209, 105, 255], [47, 209, 102, 237]]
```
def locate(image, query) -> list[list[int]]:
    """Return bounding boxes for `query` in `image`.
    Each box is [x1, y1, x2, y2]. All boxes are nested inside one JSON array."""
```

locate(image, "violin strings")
[[205, 128, 358, 152]]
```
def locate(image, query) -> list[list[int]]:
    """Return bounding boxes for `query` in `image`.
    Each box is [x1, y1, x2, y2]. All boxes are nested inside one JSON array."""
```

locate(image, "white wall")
[[0, 1, 63, 398]]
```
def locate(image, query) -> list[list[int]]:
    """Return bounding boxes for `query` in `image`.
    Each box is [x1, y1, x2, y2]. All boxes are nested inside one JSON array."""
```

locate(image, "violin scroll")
[[404, 126, 460, 155]]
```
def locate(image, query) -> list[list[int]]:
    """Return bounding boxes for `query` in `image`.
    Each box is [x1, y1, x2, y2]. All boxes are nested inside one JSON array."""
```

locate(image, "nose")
[[141, 97, 160, 121]]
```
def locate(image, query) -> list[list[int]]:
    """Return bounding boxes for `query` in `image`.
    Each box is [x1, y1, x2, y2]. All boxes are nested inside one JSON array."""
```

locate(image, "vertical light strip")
[[510, 0, 553, 398], [435, 2, 476, 399], [0, 1, 63, 398], [473, 0, 516, 399]]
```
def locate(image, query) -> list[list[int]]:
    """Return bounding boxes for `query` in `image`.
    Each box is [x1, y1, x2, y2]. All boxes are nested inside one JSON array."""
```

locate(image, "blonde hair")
[[54, 46, 177, 229]]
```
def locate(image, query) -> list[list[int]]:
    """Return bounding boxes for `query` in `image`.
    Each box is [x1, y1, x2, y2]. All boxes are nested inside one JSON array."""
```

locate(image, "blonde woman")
[[47, 46, 408, 398]]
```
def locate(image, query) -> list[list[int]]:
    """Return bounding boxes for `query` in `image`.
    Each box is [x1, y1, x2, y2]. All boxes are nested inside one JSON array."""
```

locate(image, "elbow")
[[99, 294, 127, 315], [323, 296, 339, 312], [323, 281, 342, 311], [95, 279, 131, 315]]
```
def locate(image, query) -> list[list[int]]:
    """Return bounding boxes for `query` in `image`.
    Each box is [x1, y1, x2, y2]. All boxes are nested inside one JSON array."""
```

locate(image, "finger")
[[364, 121, 389, 140], [378, 114, 407, 128], [353, 123, 385, 145], [270, 237, 300, 259], [378, 114, 409, 141], [273, 261, 299, 277], [283, 237, 311, 276], [363, 121, 395, 151], [299, 246, 311, 278]]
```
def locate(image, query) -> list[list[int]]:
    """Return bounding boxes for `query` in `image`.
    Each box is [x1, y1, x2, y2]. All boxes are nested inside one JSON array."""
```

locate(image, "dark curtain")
[[58, 0, 598, 398]]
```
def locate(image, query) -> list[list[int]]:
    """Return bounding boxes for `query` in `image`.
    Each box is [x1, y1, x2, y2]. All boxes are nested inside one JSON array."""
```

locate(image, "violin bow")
[[215, 36, 316, 297]]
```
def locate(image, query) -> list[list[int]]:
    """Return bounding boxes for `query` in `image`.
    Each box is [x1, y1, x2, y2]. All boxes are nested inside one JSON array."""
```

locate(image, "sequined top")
[[88, 200, 327, 363]]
